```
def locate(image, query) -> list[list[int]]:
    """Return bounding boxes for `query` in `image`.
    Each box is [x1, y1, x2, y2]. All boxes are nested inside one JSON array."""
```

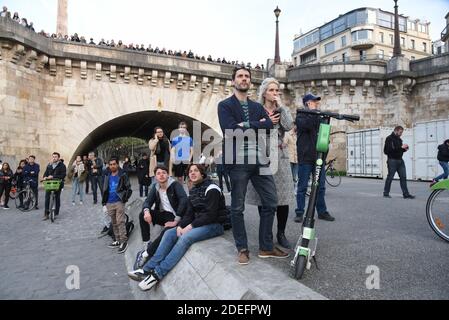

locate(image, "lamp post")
[[274, 6, 281, 64], [393, 0, 402, 57]]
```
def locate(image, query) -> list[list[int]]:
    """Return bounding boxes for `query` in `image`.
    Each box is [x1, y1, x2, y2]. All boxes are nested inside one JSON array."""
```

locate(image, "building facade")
[[441, 12, 449, 52], [292, 7, 432, 66]]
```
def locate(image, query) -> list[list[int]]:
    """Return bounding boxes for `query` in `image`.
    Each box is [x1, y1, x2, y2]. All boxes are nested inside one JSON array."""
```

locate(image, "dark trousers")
[[218, 171, 231, 192], [258, 205, 289, 233], [139, 209, 175, 242], [85, 177, 90, 194], [31, 186, 39, 206], [139, 184, 149, 197], [228, 164, 278, 252], [383, 159, 410, 196], [90, 175, 103, 202], [45, 190, 62, 215], [0, 184, 12, 206]]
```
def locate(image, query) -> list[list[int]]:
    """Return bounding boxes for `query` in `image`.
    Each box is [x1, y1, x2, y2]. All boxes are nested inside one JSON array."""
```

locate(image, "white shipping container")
[[347, 127, 413, 179], [413, 119, 449, 181]]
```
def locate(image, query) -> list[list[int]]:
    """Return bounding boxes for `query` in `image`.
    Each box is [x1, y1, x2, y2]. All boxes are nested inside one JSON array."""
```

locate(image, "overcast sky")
[[2, 0, 448, 65]]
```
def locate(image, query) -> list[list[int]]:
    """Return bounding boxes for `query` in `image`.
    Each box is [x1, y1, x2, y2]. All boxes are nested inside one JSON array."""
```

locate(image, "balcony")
[[442, 24, 449, 42], [351, 39, 375, 50]]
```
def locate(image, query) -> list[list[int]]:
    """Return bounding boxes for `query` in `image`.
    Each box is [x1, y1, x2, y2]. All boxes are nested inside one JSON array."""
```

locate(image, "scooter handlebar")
[[296, 108, 360, 122]]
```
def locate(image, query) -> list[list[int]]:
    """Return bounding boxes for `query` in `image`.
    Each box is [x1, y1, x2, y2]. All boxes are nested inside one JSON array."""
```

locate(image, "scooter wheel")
[[294, 255, 307, 280]]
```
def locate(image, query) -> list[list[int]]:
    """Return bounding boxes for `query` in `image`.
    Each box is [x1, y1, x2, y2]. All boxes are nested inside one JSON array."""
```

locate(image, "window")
[[378, 49, 384, 58], [411, 39, 415, 49], [352, 30, 372, 42], [379, 32, 384, 43], [377, 11, 406, 31], [294, 57, 298, 66], [333, 17, 346, 34], [423, 42, 427, 53], [390, 34, 394, 45], [324, 41, 335, 54], [360, 50, 367, 61], [300, 49, 317, 64], [342, 52, 347, 62], [294, 30, 320, 52], [419, 24, 428, 34], [408, 21, 417, 31], [341, 36, 347, 47], [320, 23, 333, 41], [437, 46, 442, 55], [401, 37, 405, 47]]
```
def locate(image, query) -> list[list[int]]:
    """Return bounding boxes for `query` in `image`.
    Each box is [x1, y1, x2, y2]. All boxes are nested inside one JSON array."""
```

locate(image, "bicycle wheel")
[[326, 168, 341, 187], [426, 189, 449, 242], [49, 194, 55, 223], [294, 255, 307, 280], [16, 190, 35, 212]]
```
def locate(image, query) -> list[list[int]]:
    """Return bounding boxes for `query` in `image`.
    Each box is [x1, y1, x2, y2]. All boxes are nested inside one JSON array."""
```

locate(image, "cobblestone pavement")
[[222, 177, 449, 300], [0, 184, 137, 300]]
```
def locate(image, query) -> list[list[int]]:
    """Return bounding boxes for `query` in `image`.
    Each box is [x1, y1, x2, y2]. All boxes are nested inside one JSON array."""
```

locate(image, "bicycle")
[[15, 180, 37, 212], [291, 109, 359, 280], [42, 179, 62, 223], [325, 158, 342, 187], [426, 180, 449, 242]]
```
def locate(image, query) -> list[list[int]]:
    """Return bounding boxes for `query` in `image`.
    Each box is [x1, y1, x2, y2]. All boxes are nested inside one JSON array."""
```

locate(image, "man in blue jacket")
[[217, 66, 288, 265], [23, 155, 40, 210]]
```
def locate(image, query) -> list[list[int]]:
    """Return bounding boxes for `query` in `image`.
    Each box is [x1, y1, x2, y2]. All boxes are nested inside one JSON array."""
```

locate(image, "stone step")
[[124, 198, 326, 300]]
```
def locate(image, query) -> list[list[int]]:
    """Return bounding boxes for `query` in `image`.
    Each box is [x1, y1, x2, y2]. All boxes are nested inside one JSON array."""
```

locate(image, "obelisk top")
[[56, 0, 68, 36]]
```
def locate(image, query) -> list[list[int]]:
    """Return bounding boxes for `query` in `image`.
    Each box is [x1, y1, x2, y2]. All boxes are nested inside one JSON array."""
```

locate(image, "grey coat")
[[246, 106, 295, 206]]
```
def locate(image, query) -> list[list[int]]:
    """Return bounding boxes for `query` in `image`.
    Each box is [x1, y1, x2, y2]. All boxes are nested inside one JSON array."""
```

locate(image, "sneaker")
[[277, 232, 291, 249], [108, 241, 120, 248], [128, 269, 149, 282], [258, 247, 289, 259], [42, 213, 49, 221], [238, 249, 250, 265], [93, 201, 97, 205], [3, 205, 10, 210], [118, 242, 128, 254], [72, 202, 76, 206], [318, 212, 335, 221], [79, 201, 83, 205], [135, 249, 150, 270], [98, 226, 109, 238], [138, 271, 160, 291], [294, 216, 303, 223], [35, 206, 39, 210], [383, 194, 391, 198], [403, 194, 415, 199]]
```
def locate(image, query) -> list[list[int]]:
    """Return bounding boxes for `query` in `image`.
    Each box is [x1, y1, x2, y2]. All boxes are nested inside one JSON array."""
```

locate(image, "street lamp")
[[393, 0, 402, 57], [274, 6, 281, 64]]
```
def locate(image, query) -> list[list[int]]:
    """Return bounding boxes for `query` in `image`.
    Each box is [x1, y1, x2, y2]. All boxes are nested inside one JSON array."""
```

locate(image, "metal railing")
[[441, 24, 449, 41]]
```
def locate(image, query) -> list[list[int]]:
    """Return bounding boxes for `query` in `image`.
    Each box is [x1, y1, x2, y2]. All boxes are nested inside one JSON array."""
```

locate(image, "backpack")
[[108, 214, 134, 240]]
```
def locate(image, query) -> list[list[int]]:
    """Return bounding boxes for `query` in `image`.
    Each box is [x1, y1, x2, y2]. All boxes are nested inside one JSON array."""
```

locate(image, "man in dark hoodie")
[[383, 126, 415, 199], [102, 157, 132, 254], [134, 165, 188, 268], [430, 139, 449, 186]]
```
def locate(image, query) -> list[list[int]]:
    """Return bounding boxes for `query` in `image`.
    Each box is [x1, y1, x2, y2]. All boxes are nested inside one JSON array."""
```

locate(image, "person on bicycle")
[[0, 162, 14, 209], [430, 139, 449, 187], [294, 93, 335, 223], [23, 155, 40, 210], [42, 152, 67, 220]]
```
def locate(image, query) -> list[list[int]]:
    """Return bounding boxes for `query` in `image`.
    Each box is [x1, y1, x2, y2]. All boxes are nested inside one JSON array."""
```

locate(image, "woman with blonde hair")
[[246, 77, 295, 249]]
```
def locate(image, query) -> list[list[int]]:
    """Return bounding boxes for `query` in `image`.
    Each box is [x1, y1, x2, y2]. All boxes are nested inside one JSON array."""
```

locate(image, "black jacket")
[[0, 169, 14, 186], [295, 110, 321, 164], [437, 141, 449, 162], [142, 177, 188, 219], [102, 169, 132, 205], [136, 158, 150, 182], [179, 178, 227, 229], [43, 161, 67, 189], [384, 132, 406, 160], [88, 158, 104, 176]]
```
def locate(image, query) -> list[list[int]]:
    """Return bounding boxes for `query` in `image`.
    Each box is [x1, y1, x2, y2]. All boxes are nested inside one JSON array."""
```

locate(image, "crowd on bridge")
[[1, 6, 265, 71]]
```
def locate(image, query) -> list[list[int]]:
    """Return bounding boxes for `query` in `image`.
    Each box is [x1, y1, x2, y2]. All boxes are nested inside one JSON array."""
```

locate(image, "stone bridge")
[[1, 16, 448, 172]]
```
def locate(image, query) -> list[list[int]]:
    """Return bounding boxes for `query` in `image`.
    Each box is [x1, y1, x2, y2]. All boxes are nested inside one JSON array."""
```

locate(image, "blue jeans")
[[435, 161, 449, 181], [71, 177, 84, 202], [227, 164, 278, 252], [143, 224, 224, 279], [290, 162, 298, 183], [295, 164, 327, 217]]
